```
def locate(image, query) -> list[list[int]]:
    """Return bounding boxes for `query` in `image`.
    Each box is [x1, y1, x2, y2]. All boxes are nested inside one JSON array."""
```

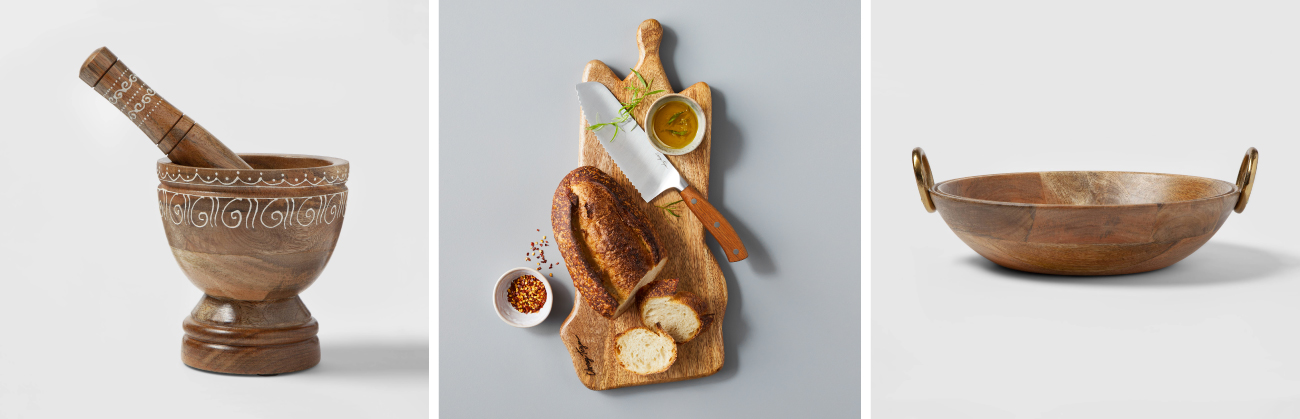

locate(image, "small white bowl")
[[493, 267, 553, 327], [644, 93, 707, 156]]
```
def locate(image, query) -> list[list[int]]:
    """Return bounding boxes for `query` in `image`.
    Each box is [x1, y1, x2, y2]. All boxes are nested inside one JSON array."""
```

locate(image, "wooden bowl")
[[913, 147, 1258, 276], [158, 153, 348, 374]]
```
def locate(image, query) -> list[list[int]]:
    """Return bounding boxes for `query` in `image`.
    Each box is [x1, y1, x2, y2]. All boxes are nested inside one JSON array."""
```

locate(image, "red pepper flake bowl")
[[493, 267, 553, 327]]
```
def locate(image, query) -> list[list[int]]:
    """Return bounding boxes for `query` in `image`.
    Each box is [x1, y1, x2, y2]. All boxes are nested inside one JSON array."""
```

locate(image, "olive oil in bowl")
[[646, 94, 706, 155], [652, 101, 698, 148]]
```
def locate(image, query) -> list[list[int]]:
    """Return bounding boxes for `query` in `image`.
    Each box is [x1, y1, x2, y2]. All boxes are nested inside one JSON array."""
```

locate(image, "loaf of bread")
[[551, 166, 666, 318], [614, 325, 677, 375], [637, 278, 707, 343]]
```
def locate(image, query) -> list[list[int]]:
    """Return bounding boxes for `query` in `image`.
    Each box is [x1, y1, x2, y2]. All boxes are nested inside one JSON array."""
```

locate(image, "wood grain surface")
[[182, 296, 321, 375], [80, 47, 251, 169], [560, 19, 727, 390], [929, 170, 1243, 275], [159, 154, 348, 374]]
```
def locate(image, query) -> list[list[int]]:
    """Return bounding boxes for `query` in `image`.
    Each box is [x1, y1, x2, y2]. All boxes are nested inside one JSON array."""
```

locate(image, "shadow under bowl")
[[931, 171, 1241, 276]]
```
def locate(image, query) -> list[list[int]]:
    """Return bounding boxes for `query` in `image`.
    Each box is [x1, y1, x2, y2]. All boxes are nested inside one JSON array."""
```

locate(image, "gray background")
[[0, 1, 428, 417], [876, 1, 1300, 418], [440, 0, 860, 417]]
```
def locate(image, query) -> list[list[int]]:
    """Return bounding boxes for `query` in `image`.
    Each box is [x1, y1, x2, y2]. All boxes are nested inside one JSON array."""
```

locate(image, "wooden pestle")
[[79, 47, 252, 169]]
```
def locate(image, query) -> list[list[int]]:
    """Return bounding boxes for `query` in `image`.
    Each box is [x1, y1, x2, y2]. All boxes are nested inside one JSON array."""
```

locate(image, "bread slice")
[[614, 325, 677, 375], [551, 166, 666, 318], [637, 278, 707, 343]]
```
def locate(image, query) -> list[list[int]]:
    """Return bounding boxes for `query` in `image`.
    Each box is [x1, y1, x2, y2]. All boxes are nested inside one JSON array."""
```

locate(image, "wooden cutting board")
[[560, 19, 727, 390]]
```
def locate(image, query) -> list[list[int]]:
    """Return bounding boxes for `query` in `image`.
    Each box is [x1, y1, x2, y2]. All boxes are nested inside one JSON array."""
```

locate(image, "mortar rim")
[[157, 153, 349, 189], [158, 153, 349, 171]]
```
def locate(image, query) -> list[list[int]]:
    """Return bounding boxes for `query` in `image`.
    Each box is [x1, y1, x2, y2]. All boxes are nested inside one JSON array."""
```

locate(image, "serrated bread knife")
[[576, 81, 748, 262]]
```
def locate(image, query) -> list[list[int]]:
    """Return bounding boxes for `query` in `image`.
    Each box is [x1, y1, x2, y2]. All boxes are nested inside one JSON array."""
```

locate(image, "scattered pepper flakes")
[[520, 228, 565, 280]]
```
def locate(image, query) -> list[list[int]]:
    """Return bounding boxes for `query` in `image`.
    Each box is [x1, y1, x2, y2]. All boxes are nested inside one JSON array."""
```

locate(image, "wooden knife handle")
[[680, 186, 748, 262], [79, 47, 251, 169]]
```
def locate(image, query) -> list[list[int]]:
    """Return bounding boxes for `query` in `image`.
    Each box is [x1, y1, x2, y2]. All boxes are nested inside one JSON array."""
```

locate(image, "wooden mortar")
[[158, 154, 348, 374]]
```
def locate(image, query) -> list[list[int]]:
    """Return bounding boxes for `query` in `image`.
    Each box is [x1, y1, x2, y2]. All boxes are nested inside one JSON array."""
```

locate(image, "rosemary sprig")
[[667, 111, 685, 125], [585, 68, 665, 142], [656, 199, 684, 218], [585, 114, 620, 141]]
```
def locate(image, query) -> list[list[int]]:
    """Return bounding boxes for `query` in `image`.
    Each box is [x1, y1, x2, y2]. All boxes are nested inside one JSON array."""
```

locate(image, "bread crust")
[[670, 292, 707, 327], [638, 277, 679, 299], [613, 325, 677, 375], [637, 279, 708, 343], [551, 166, 665, 318]]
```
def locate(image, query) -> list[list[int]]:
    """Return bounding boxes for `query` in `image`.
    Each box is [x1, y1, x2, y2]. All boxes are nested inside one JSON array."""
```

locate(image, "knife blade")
[[576, 81, 748, 262]]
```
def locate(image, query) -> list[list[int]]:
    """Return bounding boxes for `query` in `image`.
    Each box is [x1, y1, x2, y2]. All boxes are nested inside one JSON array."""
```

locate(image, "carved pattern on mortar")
[[159, 168, 350, 188], [158, 190, 347, 229]]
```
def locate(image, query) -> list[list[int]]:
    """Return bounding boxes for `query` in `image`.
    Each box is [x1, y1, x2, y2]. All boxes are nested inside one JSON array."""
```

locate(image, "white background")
[[0, 1, 429, 417], [875, 1, 1300, 418]]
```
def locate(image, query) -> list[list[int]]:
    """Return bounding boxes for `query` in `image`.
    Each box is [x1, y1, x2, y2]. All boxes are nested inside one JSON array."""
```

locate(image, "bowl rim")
[[492, 267, 553, 328], [930, 170, 1241, 208], [158, 153, 349, 172], [644, 93, 706, 156]]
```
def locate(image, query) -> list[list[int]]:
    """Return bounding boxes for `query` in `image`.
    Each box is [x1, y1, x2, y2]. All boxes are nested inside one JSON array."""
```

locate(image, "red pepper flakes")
[[521, 229, 564, 280], [507, 275, 546, 313]]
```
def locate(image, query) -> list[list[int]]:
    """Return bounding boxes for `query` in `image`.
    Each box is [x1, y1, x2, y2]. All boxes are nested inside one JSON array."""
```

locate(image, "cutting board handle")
[[635, 19, 664, 84]]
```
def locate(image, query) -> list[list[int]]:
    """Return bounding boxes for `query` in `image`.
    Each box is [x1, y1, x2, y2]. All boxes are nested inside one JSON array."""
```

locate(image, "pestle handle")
[[79, 47, 252, 169]]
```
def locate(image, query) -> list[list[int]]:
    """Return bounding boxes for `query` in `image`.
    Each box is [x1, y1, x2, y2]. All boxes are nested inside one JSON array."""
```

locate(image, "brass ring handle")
[[913, 147, 936, 213], [1234, 147, 1259, 213]]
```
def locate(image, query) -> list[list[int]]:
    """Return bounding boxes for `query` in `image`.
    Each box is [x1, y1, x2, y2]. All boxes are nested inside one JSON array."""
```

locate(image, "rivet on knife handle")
[[679, 186, 747, 262]]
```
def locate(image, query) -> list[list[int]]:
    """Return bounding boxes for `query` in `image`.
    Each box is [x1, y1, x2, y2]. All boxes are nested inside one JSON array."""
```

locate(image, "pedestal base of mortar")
[[181, 295, 321, 375]]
